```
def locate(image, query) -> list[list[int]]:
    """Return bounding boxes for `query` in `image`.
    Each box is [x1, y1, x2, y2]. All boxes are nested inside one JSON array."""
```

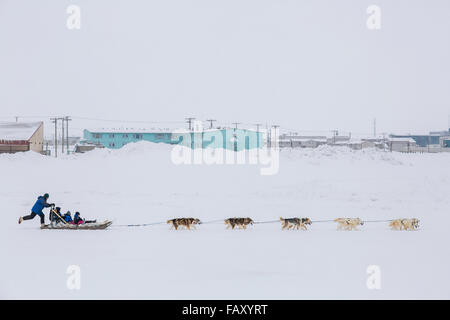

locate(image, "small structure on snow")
[[0, 122, 44, 154]]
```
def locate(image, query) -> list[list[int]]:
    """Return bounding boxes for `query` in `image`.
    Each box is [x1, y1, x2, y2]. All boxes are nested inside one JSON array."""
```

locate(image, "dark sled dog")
[[280, 217, 312, 230], [224, 217, 254, 229], [167, 218, 201, 230]]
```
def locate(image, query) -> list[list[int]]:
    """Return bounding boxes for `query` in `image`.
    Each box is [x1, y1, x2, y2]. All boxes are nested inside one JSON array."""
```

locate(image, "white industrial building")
[[0, 122, 44, 154]]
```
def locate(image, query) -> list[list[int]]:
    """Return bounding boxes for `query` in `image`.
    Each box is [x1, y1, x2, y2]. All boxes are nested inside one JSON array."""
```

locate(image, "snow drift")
[[1, 142, 449, 299]]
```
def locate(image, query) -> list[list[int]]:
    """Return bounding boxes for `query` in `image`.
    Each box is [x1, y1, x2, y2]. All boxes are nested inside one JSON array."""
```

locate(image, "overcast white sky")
[[0, 0, 449, 137]]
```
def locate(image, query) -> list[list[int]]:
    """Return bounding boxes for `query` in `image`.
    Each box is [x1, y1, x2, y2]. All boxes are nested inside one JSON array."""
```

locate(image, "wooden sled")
[[41, 220, 112, 230]]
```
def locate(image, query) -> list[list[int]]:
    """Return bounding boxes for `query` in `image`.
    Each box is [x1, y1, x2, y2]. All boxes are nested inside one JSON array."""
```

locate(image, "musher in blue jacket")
[[19, 193, 54, 226]]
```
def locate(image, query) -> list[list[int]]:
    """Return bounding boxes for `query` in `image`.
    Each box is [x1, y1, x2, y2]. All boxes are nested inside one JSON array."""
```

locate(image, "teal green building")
[[82, 128, 264, 151]]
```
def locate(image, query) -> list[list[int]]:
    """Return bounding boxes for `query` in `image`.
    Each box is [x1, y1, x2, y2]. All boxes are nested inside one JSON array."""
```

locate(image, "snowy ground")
[[1, 143, 449, 299]]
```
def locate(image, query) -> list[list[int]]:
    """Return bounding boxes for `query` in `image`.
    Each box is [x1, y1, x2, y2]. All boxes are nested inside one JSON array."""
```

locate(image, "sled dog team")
[[166, 217, 420, 231]]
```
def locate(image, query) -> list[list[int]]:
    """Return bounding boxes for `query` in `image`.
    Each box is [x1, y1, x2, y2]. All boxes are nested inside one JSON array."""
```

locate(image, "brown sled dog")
[[224, 217, 254, 229], [167, 218, 201, 230], [334, 218, 364, 231], [389, 218, 419, 231], [280, 217, 312, 230]]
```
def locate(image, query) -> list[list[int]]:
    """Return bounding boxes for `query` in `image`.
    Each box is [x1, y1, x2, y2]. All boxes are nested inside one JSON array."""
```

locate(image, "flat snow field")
[[1, 143, 449, 299]]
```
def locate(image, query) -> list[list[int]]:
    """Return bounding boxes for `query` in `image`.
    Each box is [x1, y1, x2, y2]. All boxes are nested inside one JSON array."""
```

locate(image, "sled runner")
[[41, 220, 112, 230]]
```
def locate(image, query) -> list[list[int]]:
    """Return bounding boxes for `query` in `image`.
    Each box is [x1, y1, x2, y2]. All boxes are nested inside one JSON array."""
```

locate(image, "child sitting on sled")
[[74, 212, 83, 225], [63, 211, 74, 224], [74, 211, 96, 225], [49, 206, 61, 223]]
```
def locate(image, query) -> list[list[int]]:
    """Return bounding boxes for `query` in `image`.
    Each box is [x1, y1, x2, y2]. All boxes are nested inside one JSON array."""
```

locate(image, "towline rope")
[[113, 221, 166, 227], [311, 219, 335, 223], [253, 220, 280, 224], [200, 219, 225, 224]]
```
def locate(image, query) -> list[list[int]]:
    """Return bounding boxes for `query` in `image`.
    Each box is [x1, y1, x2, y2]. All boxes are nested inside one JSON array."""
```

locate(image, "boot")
[[41, 223, 46, 228], [18, 217, 23, 224]]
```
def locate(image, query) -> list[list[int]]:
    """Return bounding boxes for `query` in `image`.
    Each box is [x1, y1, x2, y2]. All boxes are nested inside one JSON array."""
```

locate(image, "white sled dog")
[[389, 218, 419, 231], [334, 218, 364, 231]]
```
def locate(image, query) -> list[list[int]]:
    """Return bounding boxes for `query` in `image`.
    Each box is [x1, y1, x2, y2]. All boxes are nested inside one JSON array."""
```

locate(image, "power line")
[[71, 116, 185, 124], [0, 115, 185, 123]]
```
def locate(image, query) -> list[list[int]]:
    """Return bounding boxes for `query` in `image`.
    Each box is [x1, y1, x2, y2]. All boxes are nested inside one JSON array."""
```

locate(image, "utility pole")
[[50, 118, 58, 158], [206, 119, 216, 129], [331, 130, 338, 144], [60, 117, 65, 154], [373, 118, 377, 137], [185, 117, 195, 131], [254, 124, 262, 148], [232, 122, 241, 130], [65, 116, 72, 154], [271, 125, 280, 148], [15, 116, 18, 123]]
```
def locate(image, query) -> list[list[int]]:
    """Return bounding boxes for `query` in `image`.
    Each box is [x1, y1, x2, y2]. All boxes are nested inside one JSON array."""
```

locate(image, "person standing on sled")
[[19, 193, 54, 227]]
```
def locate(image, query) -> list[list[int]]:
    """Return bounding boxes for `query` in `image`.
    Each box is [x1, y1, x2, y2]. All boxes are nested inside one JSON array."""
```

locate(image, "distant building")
[[279, 134, 385, 150], [45, 136, 81, 147], [327, 135, 351, 145], [83, 127, 264, 151], [390, 129, 450, 147], [435, 129, 450, 148], [74, 142, 104, 153], [333, 139, 377, 150], [361, 138, 388, 149], [279, 134, 327, 148], [0, 122, 44, 154], [389, 135, 439, 147], [387, 137, 417, 152], [440, 136, 450, 148], [430, 129, 450, 136]]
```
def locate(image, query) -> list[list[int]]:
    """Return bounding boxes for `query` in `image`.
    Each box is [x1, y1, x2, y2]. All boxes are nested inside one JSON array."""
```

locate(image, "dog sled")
[[41, 220, 113, 230], [42, 206, 112, 230]]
